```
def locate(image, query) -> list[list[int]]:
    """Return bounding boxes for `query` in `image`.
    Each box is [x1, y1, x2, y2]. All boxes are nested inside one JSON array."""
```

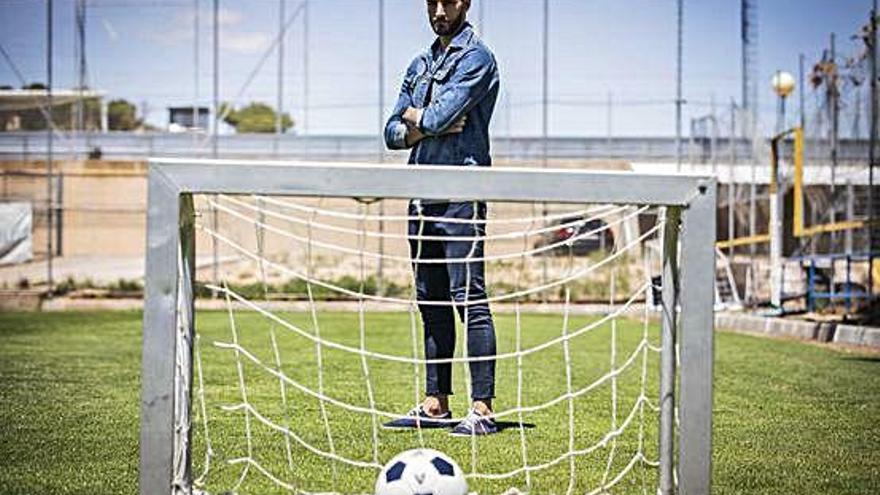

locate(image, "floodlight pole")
[[540, 0, 549, 296], [377, 0, 386, 294], [675, 0, 684, 172], [711, 96, 718, 175], [870, 2, 877, 297], [275, 0, 286, 147], [211, 0, 219, 288], [212, 0, 219, 158], [75, 0, 86, 133], [303, 0, 310, 158], [606, 91, 613, 158], [193, 0, 199, 142], [830, 33, 839, 249], [729, 100, 737, 260], [542, 0, 548, 167], [46, 0, 54, 294]]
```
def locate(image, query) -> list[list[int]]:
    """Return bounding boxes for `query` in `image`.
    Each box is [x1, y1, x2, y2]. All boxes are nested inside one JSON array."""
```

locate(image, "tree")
[[220, 101, 293, 133], [0, 85, 13, 90], [107, 99, 142, 131], [22, 82, 47, 90]]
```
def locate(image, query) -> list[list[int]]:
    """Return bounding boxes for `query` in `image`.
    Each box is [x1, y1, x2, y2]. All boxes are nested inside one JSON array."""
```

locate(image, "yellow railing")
[[716, 234, 769, 250], [716, 126, 870, 248]]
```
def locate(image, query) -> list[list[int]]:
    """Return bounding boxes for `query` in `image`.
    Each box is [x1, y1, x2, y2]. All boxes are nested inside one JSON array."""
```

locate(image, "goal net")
[[140, 159, 715, 495]]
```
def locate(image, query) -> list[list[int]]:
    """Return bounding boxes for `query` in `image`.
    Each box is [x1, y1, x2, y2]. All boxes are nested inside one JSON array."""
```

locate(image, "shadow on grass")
[[495, 420, 537, 432], [838, 355, 880, 364]]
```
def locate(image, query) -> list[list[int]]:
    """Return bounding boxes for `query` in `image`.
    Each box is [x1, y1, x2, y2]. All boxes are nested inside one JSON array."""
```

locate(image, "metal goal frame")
[[140, 158, 716, 494]]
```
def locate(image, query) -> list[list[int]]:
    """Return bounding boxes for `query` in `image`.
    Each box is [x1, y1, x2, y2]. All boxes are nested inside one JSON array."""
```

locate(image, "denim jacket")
[[384, 23, 499, 167]]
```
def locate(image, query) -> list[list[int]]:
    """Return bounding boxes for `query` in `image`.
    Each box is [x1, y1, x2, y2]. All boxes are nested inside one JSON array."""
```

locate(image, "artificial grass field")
[[0, 310, 878, 494]]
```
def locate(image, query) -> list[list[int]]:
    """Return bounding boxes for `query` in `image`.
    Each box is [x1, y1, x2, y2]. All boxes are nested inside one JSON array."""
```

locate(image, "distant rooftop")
[[0, 89, 106, 112]]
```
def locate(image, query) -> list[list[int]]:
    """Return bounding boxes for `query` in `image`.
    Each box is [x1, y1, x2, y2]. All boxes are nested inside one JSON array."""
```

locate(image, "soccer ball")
[[375, 448, 468, 495]]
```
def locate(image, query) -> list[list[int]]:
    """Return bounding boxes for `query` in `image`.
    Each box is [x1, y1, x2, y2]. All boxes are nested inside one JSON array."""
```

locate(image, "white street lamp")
[[769, 70, 796, 309], [772, 71, 796, 132]]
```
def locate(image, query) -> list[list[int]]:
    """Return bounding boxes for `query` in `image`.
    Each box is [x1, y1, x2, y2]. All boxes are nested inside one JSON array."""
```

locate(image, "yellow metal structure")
[[716, 234, 769, 249], [790, 126, 872, 236], [716, 126, 869, 248]]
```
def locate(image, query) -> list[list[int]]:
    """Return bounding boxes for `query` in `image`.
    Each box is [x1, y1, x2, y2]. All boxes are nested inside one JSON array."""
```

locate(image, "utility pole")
[[798, 52, 810, 255], [378, 0, 385, 159], [74, 0, 87, 133], [275, 0, 285, 145], [741, 0, 759, 303], [303, 0, 310, 158], [541, 0, 549, 294], [542, 0, 549, 171], [211, 0, 219, 289], [212, 0, 219, 158], [729, 100, 737, 260], [741, 0, 758, 112], [869, 1, 877, 297], [688, 117, 695, 166], [377, 0, 385, 294], [675, 0, 683, 172], [711, 94, 718, 175], [46, 0, 54, 294], [606, 91, 613, 158], [830, 33, 840, 249], [193, 0, 199, 141], [63, 0, 87, 259]]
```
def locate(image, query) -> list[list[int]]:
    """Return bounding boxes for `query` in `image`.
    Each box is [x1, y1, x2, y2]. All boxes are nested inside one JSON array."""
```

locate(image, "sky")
[[0, 0, 873, 137]]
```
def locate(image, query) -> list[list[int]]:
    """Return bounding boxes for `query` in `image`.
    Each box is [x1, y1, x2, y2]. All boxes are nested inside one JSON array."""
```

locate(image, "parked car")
[[533, 216, 614, 256]]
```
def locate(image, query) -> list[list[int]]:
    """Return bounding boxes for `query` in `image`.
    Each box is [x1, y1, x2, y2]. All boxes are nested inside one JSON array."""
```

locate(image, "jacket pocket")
[[431, 65, 454, 84]]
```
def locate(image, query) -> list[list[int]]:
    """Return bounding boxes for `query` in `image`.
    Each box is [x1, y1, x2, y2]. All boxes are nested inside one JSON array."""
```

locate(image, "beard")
[[431, 10, 465, 37]]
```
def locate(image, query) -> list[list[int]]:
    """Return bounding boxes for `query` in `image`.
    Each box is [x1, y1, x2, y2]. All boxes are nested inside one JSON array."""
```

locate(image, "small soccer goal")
[[140, 159, 715, 494]]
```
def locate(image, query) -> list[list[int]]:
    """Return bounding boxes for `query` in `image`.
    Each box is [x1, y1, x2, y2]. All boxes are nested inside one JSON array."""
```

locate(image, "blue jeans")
[[408, 201, 497, 400]]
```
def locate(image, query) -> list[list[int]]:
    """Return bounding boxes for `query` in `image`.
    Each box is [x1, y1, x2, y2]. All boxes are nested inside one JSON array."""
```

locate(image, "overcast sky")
[[0, 0, 872, 137]]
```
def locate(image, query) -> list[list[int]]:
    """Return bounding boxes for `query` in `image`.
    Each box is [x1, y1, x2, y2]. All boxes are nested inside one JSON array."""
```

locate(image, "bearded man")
[[383, 0, 500, 436]]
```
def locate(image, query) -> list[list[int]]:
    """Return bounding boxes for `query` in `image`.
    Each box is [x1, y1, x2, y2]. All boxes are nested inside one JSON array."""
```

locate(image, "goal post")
[[140, 158, 716, 494]]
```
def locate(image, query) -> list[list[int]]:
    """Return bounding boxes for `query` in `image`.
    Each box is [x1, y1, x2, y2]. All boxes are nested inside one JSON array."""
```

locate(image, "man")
[[383, 0, 500, 436]]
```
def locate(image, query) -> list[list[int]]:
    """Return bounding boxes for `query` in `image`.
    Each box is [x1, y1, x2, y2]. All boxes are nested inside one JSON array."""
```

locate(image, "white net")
[[182, 192, 667, 494]]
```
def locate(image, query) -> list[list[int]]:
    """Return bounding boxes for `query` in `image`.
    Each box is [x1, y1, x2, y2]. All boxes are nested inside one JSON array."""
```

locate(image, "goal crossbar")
[[140, 158, 716, 495]]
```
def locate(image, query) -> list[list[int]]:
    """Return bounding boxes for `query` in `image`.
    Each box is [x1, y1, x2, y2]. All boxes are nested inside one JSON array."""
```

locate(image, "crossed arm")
[[384, 49, 495, 150], [400, 108, 466, 147]]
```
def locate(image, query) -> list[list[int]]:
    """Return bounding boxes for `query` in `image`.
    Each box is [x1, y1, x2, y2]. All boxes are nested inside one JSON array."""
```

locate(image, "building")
[[167, 106, 209, 132], [0, 88, 107, 132]]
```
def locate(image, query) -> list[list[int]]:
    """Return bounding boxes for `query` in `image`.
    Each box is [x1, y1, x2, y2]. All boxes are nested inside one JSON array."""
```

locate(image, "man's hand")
[[402, 106, 467, 140], [404, 124, 425, 147], [443, 115, 467, 134], [402, 107, 423, 128]]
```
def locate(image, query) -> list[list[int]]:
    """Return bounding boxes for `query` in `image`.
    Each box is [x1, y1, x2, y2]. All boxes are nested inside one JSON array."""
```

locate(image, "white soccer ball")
[[375, 448, 468, 495]]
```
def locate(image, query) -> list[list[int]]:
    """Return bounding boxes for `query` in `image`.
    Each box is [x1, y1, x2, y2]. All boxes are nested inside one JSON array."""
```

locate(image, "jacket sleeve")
[[384, 59, 420, 150], [418, 48, 496, 136]]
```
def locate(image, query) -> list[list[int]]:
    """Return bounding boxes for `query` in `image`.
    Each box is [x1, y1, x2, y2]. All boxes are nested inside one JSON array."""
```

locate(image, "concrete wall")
[[716, 312, 880, 348], [0, 158, 645, 291]]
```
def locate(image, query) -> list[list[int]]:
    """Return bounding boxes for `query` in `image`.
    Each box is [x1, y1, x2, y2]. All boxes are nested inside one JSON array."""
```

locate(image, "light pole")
[[769, 70, 795, 309]]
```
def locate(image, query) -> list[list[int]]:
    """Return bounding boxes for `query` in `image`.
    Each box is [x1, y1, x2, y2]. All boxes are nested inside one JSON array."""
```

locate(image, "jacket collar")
[[430, 21, 474, 56]]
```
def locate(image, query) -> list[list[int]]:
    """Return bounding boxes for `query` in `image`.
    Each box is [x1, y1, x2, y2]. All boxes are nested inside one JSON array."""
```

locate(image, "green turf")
[[0, 310, 878, 494]]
